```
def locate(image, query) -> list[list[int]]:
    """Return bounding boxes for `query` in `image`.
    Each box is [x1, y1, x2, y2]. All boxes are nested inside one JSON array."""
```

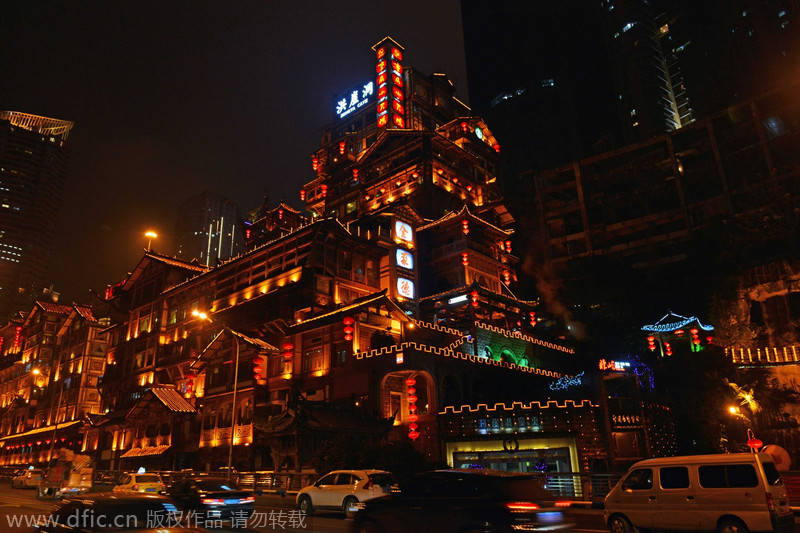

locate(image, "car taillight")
[[555, 500, 572, 507], [766, 492, 777, 514], [202, 498, 225, 505], [132, 484, 139, 491], [239, 496, 255, 503], [506, 502, 540, 511]]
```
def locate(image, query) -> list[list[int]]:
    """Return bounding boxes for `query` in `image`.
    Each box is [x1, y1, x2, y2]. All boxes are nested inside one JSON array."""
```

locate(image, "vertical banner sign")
[[393, 218, 417, 306], [373, 37, 405, 129]]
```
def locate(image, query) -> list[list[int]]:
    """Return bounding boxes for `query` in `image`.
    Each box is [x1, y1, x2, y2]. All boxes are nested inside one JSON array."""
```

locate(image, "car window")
[[762, 460, 783, 486], [318, 473, 338, 485], [660, 466, 690, 489], [699, 464, 759, 488], [196, 479, 239, 491], [622, 468, 653, 490], [120, 474, 131, 484], [337, 473, 356, 485], [400, 473, 439, 497], [135, 475, 161, 483], [369, 473, 397, 487]]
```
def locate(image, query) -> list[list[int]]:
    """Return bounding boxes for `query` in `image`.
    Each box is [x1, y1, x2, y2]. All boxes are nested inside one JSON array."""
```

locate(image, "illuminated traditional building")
[[0, 111, 73, 322], [60, 37, 674, 483]]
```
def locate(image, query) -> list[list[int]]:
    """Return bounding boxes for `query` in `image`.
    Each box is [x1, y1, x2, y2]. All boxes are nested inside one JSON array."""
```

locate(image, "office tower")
[[174, 190, 244, 266], [0, 111, 73, 321]]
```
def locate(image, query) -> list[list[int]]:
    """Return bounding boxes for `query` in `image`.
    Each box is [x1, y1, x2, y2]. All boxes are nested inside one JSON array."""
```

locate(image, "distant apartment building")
[[0, 111, 73, 321], [174, 191, 244, 266]]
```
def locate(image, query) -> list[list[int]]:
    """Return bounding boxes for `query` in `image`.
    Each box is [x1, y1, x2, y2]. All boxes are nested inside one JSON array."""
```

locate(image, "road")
[[6, 487, 800, 533]]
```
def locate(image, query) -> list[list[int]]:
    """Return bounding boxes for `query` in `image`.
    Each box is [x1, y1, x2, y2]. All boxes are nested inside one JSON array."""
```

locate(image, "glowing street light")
[[145, 231, 158, 251]]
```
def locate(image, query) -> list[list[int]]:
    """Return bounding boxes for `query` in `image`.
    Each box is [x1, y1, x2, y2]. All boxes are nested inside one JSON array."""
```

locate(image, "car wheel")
[[343, 496, 359, 519], [608, 514, 633, 533], [718, 519, 749, 533], [297, 495, 313, 515], [354, 519, 384, 533]]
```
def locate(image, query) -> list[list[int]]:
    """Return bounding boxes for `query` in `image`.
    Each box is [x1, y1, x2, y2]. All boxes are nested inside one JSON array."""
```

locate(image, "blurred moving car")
[[297, 469, 398, 519], [351, 469, 573, 533], [163, 476, 255, 521], [12, 468, 43, 488], [113, 472, 166, 494], [34, 492, 208, 532]]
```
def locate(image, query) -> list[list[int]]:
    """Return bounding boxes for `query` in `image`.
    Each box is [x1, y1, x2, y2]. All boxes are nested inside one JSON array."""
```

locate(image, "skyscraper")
[[0, 111, 73, 321], [174, 190, 244, 266]]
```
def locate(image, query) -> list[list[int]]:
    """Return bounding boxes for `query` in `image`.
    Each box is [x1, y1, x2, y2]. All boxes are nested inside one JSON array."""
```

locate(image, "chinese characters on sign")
[[374, 38, 405, 129], [335, 81, 375, 120], [598, 359, 631, 371], [394, 220, 413, 245], [397, 277, 415, 299], [395, 248, 413, 270]]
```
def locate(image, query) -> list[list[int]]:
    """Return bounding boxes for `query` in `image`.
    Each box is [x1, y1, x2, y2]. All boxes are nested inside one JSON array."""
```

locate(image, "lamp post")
[[145, 231, 157, 252], [47, 379, 65, 465], [192, 310, 240, 480]]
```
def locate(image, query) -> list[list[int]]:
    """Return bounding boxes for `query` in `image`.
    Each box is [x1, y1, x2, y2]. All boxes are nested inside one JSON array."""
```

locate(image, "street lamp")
[[145, 231, 158, 252], [192, 310, 240, 480]]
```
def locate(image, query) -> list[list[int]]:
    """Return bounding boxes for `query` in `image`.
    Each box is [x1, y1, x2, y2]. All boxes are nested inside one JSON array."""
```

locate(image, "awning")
[[120, 445, 171, 458], [0, 420, 82, 442]]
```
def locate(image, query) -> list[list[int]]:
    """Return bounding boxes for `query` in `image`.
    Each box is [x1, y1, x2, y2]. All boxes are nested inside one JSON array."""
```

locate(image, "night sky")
[[0, 1, 468, 304]]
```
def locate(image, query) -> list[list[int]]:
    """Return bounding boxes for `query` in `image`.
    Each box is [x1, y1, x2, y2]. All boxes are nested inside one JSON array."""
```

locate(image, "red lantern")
[[282, 341, 294, 360], [462, 252, 469, 266], [408, 430, 420, 440], [748, 438, 763, 450], [300, 189, 306, 201], [470, 290, 479, 307], [352, 168, 359, 182], [674, 329, 684, 337], [321, 184, 327, 198], [405, 378, 416, 387], [253, 355, 265, 382], [493, 144, 500, 153], [505, 240, 512, 253], [665, 341, 673, 356], [706, 336, 713, 343], [408, 413, 419, 422], [311, 156, 318, 171], [529, 311, 536, 327], [339, 140, 346, 155], [461, 121, 468, 134], [503, 269, 511, 283], [14, 326, 22, 346], [407, 395, 418, 404], [409, 423, 418, 431], [462, 219, 469, 235], [343, 316, 355, 342], [278, 208, 284, 220]]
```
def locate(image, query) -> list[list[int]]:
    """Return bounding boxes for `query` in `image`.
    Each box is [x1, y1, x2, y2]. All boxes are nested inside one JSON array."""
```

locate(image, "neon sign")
[[598, 359, 630, 371], [335, 81, 375, 120], [396, 249, 413, 270], [394, 220, 413, 245], [397, 277, 415, 299]]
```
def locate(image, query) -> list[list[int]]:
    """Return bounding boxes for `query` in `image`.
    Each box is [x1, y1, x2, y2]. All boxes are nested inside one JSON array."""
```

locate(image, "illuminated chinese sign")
[[335, 81, 375, 120], [397, 277, 415, 299], [394, 220, 413, 245], [396, 249, 413, 270], [598, 359, 630, 371], [373, 37, 405, 129]]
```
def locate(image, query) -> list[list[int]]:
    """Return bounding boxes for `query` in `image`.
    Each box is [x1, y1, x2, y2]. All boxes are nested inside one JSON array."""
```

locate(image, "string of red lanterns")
[[406, 377, 419, 440]]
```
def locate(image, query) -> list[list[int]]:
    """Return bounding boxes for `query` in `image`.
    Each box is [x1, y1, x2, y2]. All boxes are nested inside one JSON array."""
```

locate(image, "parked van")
[[604, 453, 793, 533]]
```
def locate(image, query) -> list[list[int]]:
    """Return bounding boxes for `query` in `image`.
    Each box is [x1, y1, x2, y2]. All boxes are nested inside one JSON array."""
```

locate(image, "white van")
[[604, 453, 793, 533]]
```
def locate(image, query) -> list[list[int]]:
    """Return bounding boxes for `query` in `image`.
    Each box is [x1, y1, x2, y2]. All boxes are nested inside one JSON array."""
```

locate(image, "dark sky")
[[0, 1, 468, 304]]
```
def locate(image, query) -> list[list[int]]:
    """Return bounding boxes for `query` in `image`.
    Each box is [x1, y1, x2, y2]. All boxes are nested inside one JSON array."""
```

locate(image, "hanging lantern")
[[343, 316, 355, 341], [339, 140, 346, 155], [647, 336, 656, 351], [493, 143, 501, 153], [462, 219, 469, 235], [253, 355, 266, 382], [311, 156, 318, 171], [300, 190, 306, 201], [665, 341, 673, 356], [505, 240, 512, 253], [282, 341, 294, 360], [462, 252, 469, 266], [278, 208, 284, 220], [674, 329, 684, 337], [412, 171, 419, 179], [470, 290, 479, 307], [706, 336, 713, 343], [461, 121, 469, 134], [529, 311, 536, 327], [352, 168, 359, 182], [406, 377, 419, 440], [14, 326, 22, 346], [321, 184, 327, 198], [503, 269, 511, 283]]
